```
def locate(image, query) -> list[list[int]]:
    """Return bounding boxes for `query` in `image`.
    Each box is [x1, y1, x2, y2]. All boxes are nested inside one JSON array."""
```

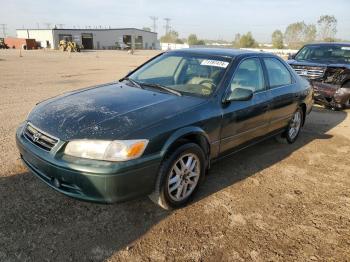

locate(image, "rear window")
[[263, 58, 292, 88]]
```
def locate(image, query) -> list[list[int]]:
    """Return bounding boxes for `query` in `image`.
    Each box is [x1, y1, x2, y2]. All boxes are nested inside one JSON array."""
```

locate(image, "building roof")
[[16, 28, 157, 34]]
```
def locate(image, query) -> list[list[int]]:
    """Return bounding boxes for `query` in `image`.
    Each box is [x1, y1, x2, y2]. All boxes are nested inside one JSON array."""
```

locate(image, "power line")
[[0, 24, 7, 37], [164, 18, 171, 35], [150, 16, 158, 33]]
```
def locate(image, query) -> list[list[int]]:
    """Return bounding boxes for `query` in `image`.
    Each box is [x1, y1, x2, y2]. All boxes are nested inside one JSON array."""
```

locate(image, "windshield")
[[295, 45, 350, 63], [128, 53, 232, 96]]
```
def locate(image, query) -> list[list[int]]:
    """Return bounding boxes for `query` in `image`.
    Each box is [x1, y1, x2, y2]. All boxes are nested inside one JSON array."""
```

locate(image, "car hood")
[[28, 82, 205, 141], [288, 59, 350, 69]]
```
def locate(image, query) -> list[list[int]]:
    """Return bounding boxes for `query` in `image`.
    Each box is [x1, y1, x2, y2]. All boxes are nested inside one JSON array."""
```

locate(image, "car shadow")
[[196, 106, 348, 201], [0, 106, 347, 261]]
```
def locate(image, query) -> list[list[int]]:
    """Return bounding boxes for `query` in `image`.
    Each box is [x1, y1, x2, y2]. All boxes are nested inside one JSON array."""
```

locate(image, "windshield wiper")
[[140, 83, 182, 96], [119, 77, 143, 89]]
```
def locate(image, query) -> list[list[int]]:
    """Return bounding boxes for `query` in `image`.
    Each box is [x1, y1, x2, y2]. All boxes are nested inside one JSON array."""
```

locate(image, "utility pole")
[[164, 18, 171, 35], [149, 16, 158, 33], [0, 24, 7, 38]]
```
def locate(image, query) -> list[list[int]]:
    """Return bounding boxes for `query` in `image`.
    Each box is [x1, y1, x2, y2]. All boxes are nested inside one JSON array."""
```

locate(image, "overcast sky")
[[1, 0, 349, 42]]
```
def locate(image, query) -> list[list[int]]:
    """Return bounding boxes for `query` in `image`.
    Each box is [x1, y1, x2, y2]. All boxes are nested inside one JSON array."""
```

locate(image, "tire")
[[275, 107, 304, 144], [149, 143, 206, 210]]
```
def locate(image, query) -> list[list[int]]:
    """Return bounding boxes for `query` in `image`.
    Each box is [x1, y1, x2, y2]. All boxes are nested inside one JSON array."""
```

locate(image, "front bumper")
[[312, 82, 342, 107], [16, 124, 161, 203]]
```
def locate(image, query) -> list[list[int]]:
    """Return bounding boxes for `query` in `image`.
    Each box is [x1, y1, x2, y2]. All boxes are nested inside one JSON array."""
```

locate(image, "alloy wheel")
[[167, 153, 201, 202], [288, 110, 302, 140]]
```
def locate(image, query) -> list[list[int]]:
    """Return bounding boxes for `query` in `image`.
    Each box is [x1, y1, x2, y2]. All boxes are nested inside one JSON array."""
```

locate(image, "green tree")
[[271, 30, 284, 49], [175, 38, 184, 44], [187, 34, 205, 45], [239, 32, 258, 48], [160, 30, 180, 43], [284, 22, 317, 49], [317, 15, 337, 41], [304, 24, 317, 43], [188, 34, 199, 45]]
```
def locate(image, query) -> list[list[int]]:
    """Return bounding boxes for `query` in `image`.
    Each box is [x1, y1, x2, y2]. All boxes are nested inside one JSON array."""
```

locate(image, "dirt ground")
[[0, 49, 349, 262]]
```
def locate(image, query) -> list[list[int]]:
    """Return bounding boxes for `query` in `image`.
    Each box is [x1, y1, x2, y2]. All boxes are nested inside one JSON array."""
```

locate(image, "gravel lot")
[[0, 49, 349, 261]]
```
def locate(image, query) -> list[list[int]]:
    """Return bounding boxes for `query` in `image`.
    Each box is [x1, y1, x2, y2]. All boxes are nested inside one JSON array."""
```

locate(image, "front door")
[[220, 57, 271, 153]]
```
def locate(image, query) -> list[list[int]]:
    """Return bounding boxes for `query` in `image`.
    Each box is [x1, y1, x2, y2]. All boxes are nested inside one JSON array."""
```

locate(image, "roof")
[[16, 28, 157, 34], [168, 48, 260, 58], [304, 42, 350, 47]]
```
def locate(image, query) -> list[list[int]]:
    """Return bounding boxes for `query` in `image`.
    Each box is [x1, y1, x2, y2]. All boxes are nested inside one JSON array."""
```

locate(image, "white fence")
[[161, 43, 189, 50], [160, 43, 299, 56], [240, 48, 298, 55]]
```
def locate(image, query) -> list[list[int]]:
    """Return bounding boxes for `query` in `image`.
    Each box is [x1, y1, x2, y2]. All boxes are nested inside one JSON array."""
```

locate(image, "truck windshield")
[[295, 45, 350, 64], [128, 53, 232, 97]]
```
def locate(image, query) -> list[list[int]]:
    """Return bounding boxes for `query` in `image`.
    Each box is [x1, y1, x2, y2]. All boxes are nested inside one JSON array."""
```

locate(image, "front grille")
[[23, 123, 58, 151], [291, 65, 326, 79]]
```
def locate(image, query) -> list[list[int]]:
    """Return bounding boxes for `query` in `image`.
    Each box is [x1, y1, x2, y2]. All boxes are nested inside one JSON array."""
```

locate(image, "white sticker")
[[201, 59, 229, 68], [341, 47, 350, 50]]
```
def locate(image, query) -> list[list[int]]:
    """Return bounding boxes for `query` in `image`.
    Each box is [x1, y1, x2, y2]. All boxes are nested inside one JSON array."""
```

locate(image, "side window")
[[263, 58, 292, 88], [230, 58, 265, 93]]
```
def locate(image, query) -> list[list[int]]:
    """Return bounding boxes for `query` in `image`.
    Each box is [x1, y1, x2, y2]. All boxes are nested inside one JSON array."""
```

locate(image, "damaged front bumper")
[[312, 82, 349, 108]]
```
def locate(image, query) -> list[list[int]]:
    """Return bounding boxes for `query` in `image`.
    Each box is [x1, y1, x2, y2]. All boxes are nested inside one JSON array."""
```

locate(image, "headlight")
[[64, 139, 149, 161]]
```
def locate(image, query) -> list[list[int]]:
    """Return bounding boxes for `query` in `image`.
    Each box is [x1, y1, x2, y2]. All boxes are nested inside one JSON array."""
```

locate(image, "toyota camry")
[[16, 48, 313, 209]]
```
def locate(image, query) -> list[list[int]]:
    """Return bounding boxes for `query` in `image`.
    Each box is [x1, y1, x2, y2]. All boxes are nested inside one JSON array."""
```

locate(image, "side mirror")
[[226, 88, 253, 102], [288, 53, 296, 60]]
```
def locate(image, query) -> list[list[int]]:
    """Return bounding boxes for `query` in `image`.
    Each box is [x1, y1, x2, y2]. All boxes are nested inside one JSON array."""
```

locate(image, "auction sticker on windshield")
[[201, 59, 229, 68]]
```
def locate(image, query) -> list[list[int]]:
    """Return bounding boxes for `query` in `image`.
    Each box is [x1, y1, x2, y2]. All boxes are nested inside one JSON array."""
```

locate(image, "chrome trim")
[[291, 65, 326, 79], [23, 122, 60, 151]]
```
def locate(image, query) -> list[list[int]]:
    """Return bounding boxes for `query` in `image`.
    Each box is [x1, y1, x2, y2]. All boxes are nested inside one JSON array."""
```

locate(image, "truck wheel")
[[149, 143, 206, 210]]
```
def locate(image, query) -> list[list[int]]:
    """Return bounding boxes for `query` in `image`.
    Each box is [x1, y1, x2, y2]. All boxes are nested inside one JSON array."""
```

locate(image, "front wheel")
[[276, 107, 303, 144], [149, 143, 206, 210]]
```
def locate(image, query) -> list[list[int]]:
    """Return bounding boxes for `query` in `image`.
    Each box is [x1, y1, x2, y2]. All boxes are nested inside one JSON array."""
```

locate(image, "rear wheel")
[[149, 143, 206, 210], [276, 107, 303, 144]]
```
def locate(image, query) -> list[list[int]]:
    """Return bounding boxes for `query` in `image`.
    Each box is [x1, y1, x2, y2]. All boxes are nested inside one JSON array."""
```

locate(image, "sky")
[[1, 0, 349, 42]]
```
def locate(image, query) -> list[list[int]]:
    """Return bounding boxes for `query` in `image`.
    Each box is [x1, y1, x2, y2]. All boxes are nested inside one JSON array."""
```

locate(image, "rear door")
[[262, 57, 298, 132], [220, 57, 271, 153]]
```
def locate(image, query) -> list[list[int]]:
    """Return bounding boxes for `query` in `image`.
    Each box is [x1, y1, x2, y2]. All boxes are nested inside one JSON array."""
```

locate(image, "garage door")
[[82, 33, 93, 49]]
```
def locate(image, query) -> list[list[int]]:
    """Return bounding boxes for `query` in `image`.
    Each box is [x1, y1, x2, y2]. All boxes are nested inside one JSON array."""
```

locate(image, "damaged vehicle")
[[288, 43, 350, 110], [16, 49, 313, 209]]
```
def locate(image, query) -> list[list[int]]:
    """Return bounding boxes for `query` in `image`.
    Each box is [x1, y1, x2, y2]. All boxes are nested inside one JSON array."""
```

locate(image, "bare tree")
[[233, 33, 241, 48], [317, 15, 337, 41], [284, 22, 317, 49]]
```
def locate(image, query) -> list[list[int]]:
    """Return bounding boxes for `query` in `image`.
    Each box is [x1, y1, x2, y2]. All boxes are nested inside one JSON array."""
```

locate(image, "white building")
[[16, 28, 159, 50]]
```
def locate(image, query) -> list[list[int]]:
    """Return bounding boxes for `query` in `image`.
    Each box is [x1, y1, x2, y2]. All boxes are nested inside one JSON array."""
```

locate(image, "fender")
[[160, 126, 211, 158]]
